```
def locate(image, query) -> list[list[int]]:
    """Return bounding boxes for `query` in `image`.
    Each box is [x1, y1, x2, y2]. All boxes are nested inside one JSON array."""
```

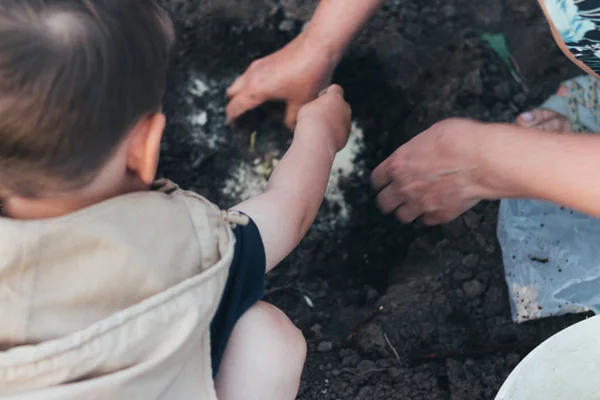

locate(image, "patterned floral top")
[[545, 0, 600, 73]]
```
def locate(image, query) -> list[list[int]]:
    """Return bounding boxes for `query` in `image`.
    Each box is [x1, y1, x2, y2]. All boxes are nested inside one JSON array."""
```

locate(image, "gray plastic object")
[[497, 198, 598, 323]]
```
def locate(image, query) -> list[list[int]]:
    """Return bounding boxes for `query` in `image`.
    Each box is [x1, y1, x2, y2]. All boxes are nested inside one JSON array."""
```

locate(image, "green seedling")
[[249, 131, 257, 153], [480, 32, 524, 86]]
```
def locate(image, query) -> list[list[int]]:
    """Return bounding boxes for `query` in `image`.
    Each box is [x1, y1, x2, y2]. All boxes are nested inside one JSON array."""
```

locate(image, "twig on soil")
[[194, 151, 218, 169], [264, 283, 295, 296], [341, 368, 387, 376], [509, 54, 529, 93], [383, 332, 401, 362], [409, 341, 536, 364], [347, 306, 384, 341]]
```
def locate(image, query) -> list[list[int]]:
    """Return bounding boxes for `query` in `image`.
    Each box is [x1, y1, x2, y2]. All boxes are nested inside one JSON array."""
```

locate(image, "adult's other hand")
[[371, 119, 495, 225]]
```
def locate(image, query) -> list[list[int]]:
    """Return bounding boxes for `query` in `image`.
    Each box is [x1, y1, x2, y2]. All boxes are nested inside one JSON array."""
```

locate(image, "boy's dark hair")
[[0, 0, 174, 197]]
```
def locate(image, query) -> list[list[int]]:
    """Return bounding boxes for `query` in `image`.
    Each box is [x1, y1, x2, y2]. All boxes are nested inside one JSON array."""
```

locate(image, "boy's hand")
[[233, 84, 352, 271], [296, 84, 352, 153]]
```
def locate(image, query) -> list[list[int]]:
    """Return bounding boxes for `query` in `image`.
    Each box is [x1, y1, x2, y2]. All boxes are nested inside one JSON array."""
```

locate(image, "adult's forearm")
[[304, 0, 386, 62], [481, 124, 600, 217]]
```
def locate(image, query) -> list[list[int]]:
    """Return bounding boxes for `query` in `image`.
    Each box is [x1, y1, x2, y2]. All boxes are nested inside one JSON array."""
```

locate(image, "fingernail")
[[520, 112, 535, 123]]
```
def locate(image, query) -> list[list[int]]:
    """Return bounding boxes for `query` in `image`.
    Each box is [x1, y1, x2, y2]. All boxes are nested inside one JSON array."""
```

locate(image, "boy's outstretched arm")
[[232, 85, 351, 272]]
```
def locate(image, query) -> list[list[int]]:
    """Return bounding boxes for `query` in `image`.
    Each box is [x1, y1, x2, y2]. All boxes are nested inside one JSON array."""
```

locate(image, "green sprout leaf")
[[480, 32, 523, 85]]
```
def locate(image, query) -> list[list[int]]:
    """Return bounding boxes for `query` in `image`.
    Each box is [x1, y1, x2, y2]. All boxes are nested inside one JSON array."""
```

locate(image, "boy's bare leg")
[[214, 301, 307, 400]]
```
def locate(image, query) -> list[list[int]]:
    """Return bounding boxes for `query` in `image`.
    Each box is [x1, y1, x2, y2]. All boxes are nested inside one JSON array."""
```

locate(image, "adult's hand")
[[373, 117, 600, 224], [371, 119, 496, 225], [226, 0, 386, 130], [226, 32, 338, 130]]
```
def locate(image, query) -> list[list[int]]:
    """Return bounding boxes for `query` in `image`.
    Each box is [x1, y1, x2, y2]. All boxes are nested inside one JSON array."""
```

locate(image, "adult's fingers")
[[284, 102, 302, 131], [421, 209, 460, 226], [225, 92, 268, 124], [420, 212, 442, 226], [421, 210, 457, 226], [371, 158, 393, 192], [375, 184, 404, 215], [226, 75, 246, 98], [394, 203, 422, 223]]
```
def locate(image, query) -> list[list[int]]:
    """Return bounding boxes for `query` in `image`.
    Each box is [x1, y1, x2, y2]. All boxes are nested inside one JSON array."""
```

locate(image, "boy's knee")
[[217, 302, 306, 400], [245, 301, 307, 369]]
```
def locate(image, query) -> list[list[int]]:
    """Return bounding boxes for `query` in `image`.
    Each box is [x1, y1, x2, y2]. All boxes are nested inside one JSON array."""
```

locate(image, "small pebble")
[[442, 5, 457, 17], [278, 19, 295, 32], [310, 324, 323, 336], [462, 254, 480, 268], [463, 279, 486, 298], [365, 287, 380, 304], [318, 341, 333, 352], [513, 93, 526, 106], [453, 269, 473, 281], [341, 353, 361, 367], [388, 368, 402, 378]]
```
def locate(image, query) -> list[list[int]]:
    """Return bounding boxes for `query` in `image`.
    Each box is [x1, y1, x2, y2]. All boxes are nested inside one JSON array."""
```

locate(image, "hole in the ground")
[[160, 13, 416, 296]]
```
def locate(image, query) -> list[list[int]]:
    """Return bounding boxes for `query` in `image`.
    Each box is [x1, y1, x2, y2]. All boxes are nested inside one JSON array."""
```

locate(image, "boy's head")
[[0, 0, 174, 206]]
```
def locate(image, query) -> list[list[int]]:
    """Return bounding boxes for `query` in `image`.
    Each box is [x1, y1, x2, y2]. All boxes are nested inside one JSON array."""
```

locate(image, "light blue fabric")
[[539, 75, 600, 132]]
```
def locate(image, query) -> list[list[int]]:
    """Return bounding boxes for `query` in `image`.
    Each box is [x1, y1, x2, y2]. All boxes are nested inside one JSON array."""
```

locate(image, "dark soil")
[[157, 0, 590, 398]]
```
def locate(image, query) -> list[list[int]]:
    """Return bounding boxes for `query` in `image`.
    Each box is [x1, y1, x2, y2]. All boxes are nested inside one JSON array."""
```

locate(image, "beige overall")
[[0, 180, 236, 399]]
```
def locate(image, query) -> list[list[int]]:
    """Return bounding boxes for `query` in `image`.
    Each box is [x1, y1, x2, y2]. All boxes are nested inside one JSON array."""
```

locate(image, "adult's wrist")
[[301, 25, 345, 66], [474, 122, 541, 201], [431, 119, 520, 201]]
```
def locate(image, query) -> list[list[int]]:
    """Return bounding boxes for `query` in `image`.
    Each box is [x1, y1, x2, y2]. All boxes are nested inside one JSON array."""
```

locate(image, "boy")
[[0, 1, 351, 399]]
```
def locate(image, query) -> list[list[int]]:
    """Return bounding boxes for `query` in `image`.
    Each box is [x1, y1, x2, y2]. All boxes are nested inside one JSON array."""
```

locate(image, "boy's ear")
[[127, 113, 166, 185]]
